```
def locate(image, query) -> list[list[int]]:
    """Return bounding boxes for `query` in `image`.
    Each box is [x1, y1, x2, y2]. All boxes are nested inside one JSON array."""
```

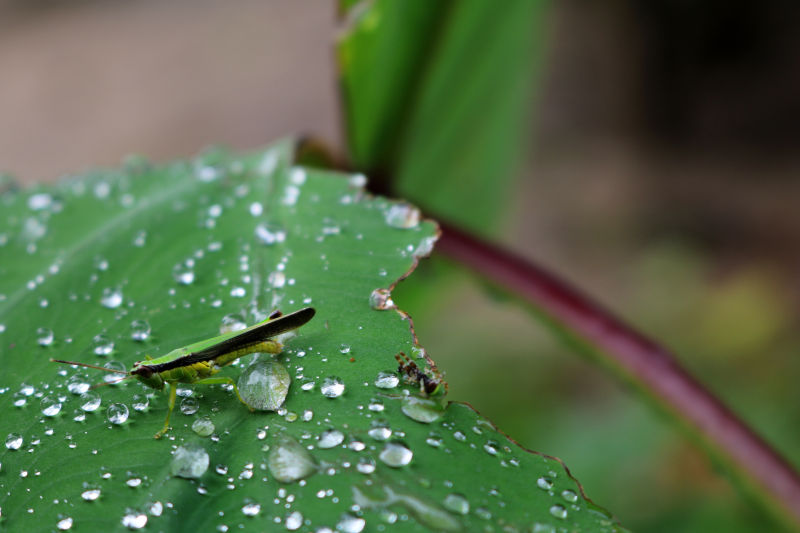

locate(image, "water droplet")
[[100, 287, 123, 309], [338, 343, 351, 354], [561, 489, 578, 503], [255, 223, 286, 246], [536, 477, 553, 490], [549, 504, 568, 520], [413, 236, 438, 257], [220, 313, 247, 334], [368, 420, 392, 441], [336, 514, 366, 533], [229, 286, 246, 298], [442, 493, 469, 515], [318, 429, 345, 449], [368, 398, 384, 412], [132, 230, 147, 247], [57, 516, 73, 530], [356, 457, 376, 474], [5, 433, 23, 450], [126, 477, 142, 488], [40, 395, 62, 416], [172, 262, 195, 285], [67, 374, 91, 395], [368, 288, 393, 310], [384, 203, 420, 229], [130, 320, 150, 341], [131, 393, 149, 411], [180, 397, 199, 415], [379, 442, 413, 467], [238, 361, 291, 411], [249, 202, 263, 216], [81, 488, 101, 501], [36, 327, 54, 346], [28, 193, 53, 211], [192, 416, 215, 437], [80, 391, 102, 412], [92, 334, 114, 356], [374, 371, 399, 389], [320, 376, 345, 398], [401, 396, 444, 424], [267, 435, 317, 483], [426, 432, 442, 447], [171, 443, 209, 479], [285, 510, 303, 530], [268, 271, 286, 289], [483, 440, 499, 456], [121, 510, 147, 529], [103, 361, 127, 384], [107, 403, 129, 424], [241, 502, 261, 517]]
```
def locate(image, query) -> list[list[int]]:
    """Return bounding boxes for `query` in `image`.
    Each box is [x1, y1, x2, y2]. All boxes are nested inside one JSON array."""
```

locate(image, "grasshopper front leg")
[[154, 382, 177, 439]]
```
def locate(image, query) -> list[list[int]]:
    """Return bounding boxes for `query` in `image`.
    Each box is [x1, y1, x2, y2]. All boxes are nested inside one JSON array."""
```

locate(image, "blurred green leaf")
[[0, 142, 621, 531], [339, 0, 548, 235]]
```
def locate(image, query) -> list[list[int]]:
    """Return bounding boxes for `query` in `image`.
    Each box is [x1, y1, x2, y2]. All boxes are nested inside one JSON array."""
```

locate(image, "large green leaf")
[[0, 141, 621, 531]]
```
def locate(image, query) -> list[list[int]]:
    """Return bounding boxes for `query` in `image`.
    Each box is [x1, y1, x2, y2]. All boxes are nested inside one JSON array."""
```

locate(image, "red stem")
[[437, 221, 800, 526]]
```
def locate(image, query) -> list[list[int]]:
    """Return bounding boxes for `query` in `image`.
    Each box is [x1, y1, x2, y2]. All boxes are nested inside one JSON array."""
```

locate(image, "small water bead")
[[426, 433, 443, 448], [336, 514, 366, 533], [536, 477, 554, 490], [229, 286, 246, 298], [249, 202, 263, 216], [374, 371, 399, 389], [368, 288, 393, 310], [268, 271, 286, 289], [320, 376, 345, 398], [384, 203, 421, 229], [300, 380, 315, 392], [67, 374, 91, 395], [132, 230, 147, 247], [149, 501, 163, 517], [57, 516, 73, 530], [101, 287, 124, 309], [368, 399, 384, 412], [80, 391, 102, 412], [36, 327, 54, 346], [130, 320, 151, 341], [241, 502, 261, 517], [171, 444, 210, 479], [192, 417, 215, 437], [318, 429, 345, 449], [483, 440, 499, 456], [368, 421, 392, 441], [41, 395, 62, 417], [92, 334, 114, 356], [180, 397, 199, 415], [442, 493, 470, 515], [131, 393, 149, 412], [356, 457, 376, 474], [28, 192, 53, 211], [285, 511, 303, 530], [121, 510, 147, 530], [254, 223, 286, 246], [172, 262, 195, 285], [126, 477, 143, 488], [5, 433, 23, 450], [81, 488, 101, 501], [379, 442, 413, 467], [107, 403, 129, 424], [220, 313, 247, 334], [561, 489, 578, 503], [302, 409, 313, 421], [549, 504, 568, 520], [414, 236, 437, 257]]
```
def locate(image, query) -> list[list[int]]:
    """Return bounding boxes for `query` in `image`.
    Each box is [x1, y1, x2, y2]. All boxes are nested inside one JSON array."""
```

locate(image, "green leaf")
[[339, 0, 548, 234], [0, 141, 622, 531]]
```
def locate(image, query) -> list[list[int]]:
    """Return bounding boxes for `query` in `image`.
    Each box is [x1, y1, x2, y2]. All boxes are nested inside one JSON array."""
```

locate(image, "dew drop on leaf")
[[238, 360, 290, 411], [171, 443, 209, 479], [320, 376, 345, 398], [267, 435, 317, 483], [106, 403, 129, 425]]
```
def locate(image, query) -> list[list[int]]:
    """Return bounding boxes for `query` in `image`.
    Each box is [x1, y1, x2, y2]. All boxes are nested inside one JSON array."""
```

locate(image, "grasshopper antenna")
[[50, 358, 128, 374]]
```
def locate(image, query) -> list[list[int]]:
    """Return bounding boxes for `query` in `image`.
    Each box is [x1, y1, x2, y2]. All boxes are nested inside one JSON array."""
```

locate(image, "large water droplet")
[[442, 493, 469, 515], [549, 504, 568, 520], [379, 442, 413, 467], [5, 433, 23, 450], [81, 488, 101, 501], [320, 376, 345, 398], [40, 395, 62, 416], [56, 516, 73, 530], [171, 443, 209, 479], [285, 510, 303, 530], [80, 391, 101, 412], [121, 510, 147, 529], [238, 361, 290, 411], [179, 397, 199, 415], [374, 371, 399, 389], [241, 502, 261, 517], [67, 374, 91, 395], [368, 420, 392, 441], [92, 334, 114, 356], [336, 514, 366, 533], [267, 435, 317, 483], [172, 262, 195, 285], [36, 327, 54, 346]]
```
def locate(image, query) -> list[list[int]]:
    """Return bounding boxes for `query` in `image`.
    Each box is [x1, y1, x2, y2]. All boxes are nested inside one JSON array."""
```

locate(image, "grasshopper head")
[[131, 361, 165, 390]]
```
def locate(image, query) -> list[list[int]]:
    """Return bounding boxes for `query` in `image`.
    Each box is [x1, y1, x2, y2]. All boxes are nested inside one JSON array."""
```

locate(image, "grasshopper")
[[52, 307, 315, 438]]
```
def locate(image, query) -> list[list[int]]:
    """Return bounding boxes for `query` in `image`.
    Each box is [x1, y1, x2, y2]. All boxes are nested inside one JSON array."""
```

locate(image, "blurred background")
[[2, 1, 800, 531]]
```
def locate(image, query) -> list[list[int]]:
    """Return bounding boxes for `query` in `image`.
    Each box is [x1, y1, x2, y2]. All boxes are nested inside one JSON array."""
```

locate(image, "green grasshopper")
[[52, 307, 315, 438]]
